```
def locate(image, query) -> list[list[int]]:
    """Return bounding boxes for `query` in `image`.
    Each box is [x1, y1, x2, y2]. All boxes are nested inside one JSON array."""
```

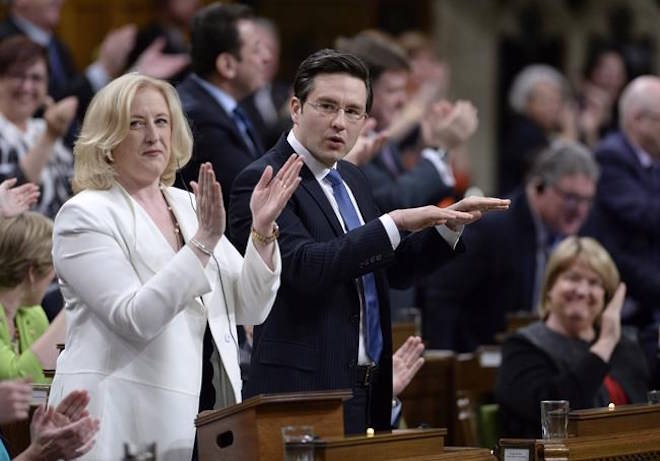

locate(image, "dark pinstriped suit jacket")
[[229, 134, 460, 431]]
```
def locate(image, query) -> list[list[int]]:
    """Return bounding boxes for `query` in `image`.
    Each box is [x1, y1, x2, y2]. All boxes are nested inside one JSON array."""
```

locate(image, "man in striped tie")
[[230, 48, 509, 435]]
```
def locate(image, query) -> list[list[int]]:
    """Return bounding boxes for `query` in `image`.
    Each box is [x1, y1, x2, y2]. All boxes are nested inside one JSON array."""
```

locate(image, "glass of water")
[[281, 425, 314, 461], [540, 400, 569, 439]]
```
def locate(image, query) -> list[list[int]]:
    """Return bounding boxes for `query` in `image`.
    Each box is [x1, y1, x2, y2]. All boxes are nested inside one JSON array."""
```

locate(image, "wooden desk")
[[312, 429, 446, 460], [400, 350, 456, 440], [498, 403, 660, 460]]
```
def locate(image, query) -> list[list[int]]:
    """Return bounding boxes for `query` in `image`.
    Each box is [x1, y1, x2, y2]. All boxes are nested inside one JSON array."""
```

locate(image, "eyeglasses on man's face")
[[305, 100, 367, 122], [551, 184, 594, 208]]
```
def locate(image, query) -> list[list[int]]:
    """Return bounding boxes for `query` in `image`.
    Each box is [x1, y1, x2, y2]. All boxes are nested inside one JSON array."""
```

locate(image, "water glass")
[[648, 390, 660, 404], [540, 400, 569, 439], [281, 425, 314, 461]]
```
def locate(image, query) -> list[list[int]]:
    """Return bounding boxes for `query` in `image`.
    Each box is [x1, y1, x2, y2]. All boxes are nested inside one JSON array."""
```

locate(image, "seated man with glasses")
[[419, 140, 599, 352], [229, 48, 509, 435]]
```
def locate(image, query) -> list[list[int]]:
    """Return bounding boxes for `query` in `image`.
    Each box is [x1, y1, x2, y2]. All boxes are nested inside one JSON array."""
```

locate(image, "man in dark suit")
[[583, 76, 660, 375], [0, 0, 189, 139], [176, 3, 270, 215], [420, 141, 598, 352], [229, 49, 509, 434]]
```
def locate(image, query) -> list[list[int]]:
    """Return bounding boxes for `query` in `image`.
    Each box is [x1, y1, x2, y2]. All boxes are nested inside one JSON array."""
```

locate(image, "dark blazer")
[[360, 142, 453, 213], [176, 75, 264, 217], [419, 188, 537, 352], [584, 131, 660, 327], [496, 321, 649, 438], [0, 17, 96, 123], [229, 134, 460, 431]]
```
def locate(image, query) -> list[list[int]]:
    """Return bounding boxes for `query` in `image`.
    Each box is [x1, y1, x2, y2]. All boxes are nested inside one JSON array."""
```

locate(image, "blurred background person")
[[584, 75, 660, 383], [495, 237, 649, 438], [337, 31, 476, 213], [176, 3, 272, 221], [241, 17, 292, 151], [0, 36, 76, 219], [0, 212, 67, 384], [578, 44, 628, 147], [48, 73, 298, 460], [420, 141, 598, 352], [500, 64, 577, 196], [0, 0, 190, 144], [126, 0, 201, 85]]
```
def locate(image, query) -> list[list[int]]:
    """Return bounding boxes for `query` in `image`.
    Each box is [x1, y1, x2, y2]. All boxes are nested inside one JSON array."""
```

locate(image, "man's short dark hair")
[[190, 2, 253, 78], [335, 32, 409, 82], [293, 49, 373, 113]]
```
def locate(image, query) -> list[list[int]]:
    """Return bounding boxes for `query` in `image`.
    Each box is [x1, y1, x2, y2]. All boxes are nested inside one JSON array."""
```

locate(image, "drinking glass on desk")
[[281, 425, 314, 461], [648, 390, 660, 404], [540, 400, 569, 439]]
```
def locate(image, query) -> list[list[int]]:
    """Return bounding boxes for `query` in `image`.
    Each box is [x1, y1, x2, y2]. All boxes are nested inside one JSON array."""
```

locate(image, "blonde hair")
[[0, 212, 54, 289], [72, 73, 193, 193], [539, 236, 620, 318]]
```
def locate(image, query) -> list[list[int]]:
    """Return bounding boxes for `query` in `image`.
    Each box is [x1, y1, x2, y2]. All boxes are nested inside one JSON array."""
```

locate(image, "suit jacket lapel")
[[299, 163, 344, 236], [338, 161, 379, 222]]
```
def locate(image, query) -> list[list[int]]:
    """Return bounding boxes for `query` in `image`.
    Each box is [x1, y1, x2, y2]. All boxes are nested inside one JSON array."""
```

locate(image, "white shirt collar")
[[634, 146, 654, 169], [287, 130, 337, 182], [190, 73, 237, 115], [12, 14, 51, 46]]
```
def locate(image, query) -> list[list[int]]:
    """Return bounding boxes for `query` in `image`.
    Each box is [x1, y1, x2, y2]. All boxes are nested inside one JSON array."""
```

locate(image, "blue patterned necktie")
[[325, 168, 383, 363], [232, 106, 259, 157]]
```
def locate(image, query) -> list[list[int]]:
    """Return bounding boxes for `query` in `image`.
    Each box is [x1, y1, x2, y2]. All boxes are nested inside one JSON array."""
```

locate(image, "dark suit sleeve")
[[363, 158, 453, 212], [182, 121, 254, 214], [495, 335, 609, 434], [596, 147, 660, 235], [49, 40, 96, 122]]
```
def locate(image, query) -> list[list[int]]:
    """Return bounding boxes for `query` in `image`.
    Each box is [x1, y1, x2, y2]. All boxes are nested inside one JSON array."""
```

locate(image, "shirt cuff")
[[379, 214, 401, 250], [86, 62, 110, 92], [391, 397, 402, 427], [421, 148, 455, 187], [435, 224, 463, 250]]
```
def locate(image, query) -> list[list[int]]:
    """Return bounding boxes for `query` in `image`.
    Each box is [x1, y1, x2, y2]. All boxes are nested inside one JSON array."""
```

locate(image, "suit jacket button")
[[224, 333, 231, 343]]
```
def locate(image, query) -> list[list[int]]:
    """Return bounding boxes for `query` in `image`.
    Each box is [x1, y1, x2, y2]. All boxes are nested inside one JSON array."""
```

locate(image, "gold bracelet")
[[251, 223, 279, 245], [189, 238, 214, 256]]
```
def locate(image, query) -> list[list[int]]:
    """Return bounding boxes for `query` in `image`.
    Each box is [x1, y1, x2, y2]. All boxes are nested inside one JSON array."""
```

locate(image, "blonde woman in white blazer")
[[48, 73, 303, 461]]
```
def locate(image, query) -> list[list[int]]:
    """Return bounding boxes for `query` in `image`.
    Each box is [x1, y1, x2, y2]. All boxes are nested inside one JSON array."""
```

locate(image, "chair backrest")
[[453, 347, 502, 448]]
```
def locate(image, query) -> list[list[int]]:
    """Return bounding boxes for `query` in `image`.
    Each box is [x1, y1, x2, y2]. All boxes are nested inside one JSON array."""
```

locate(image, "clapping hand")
[[0, 178, 39, 218], [44, 96, 78, 138], [389, 205, 474, 232], [446, 196, 510, 229], [134, 38, 191, 80], [0, 378, 31, 424], [599, 283, 626, 345], [591, 282, 626, 363], [249, 154, 303, 237], [392, 336, 425, 397], [423, 100, 478, 151], [27, 402, 99, 460], [190, 162, 225, 249], [344, 118, 389, 166]]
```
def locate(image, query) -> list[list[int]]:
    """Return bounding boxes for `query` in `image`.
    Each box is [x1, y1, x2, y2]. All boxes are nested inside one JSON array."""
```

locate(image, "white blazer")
[[48, 184, 280, 461]]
